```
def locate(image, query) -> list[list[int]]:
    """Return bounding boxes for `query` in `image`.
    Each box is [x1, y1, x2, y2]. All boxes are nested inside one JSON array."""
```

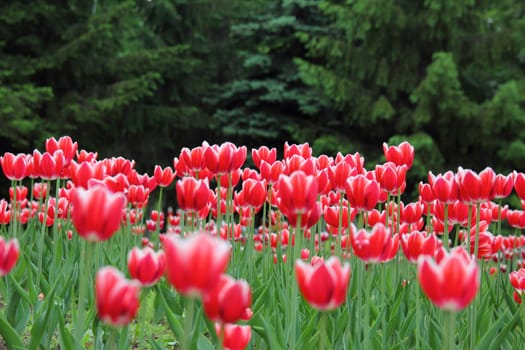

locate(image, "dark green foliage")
[[1, 0, 524, 175]]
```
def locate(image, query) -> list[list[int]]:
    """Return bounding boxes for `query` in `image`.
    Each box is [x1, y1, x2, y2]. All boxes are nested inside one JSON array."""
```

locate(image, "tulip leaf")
[[157, 285, 184, 341], [57, 308, 83, 350], [197, 333, 215, 350], [476, 310, 515, 350], [147, 338, 168, 350], [0, 314, 25, 350], [488, 310, 520, 349]]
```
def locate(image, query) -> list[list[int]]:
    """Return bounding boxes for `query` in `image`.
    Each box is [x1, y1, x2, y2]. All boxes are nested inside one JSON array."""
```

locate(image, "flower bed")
[[0, 137, 524, 349]]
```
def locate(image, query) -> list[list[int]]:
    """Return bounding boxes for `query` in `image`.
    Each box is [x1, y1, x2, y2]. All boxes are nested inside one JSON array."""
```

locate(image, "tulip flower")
[[176, 177, 211, 213], [128, 247, 166, 287], [295, 256, 351, 311], [95, 266, 141, 327], [163, 232, 230, 297], [383, 141, 415, 169], [277, 171, 318, 217], [400, 231, 441, 263], [510, 268, 525, 295], [154, 165, 176, 187], [252, 146, 277, 168], [203, 274, 252, 323], [70, 184, 127, 241], [45, 136, 78, 165], [456, 167, 496, 203], [345, 175, 380, 212], [215, 323, 252, 350], [350, 223, 399, 263], [0, 152, 30, 180], [0, 236, 19, 276], [417, 246, 479, 311]]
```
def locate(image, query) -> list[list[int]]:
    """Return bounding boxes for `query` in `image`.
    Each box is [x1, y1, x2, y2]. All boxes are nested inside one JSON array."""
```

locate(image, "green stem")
[[75, 240, 94, 343], [445, 311, 456, 350], [36, 180, 51, 293], [443, 203, 449, 249], [183, 298, 195, 350], [319, 312, 328, 350], [156, 187, 164, 236]]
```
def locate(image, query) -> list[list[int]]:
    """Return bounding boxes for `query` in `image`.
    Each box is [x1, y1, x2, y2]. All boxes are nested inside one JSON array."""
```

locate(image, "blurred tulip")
[[163, 232, 230, 297], [70, 184, 126, 241]]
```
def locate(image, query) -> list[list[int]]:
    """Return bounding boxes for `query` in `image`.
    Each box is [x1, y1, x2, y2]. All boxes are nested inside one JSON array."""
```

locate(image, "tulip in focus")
[[295, 256, 351, 311], [95, 266, 141, 327], [0, 236, 20, 276], [128, 247, 166, 287], [350, 223, 399, 263], [417, 246, 480, 311]]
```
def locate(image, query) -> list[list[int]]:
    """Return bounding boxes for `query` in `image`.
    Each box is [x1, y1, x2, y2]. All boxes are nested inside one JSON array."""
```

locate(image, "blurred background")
[[1, 0, 524, 183]]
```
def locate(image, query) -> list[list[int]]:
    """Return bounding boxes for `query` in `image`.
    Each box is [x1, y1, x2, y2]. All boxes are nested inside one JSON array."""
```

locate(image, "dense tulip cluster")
[[2, 136, 525, 350]]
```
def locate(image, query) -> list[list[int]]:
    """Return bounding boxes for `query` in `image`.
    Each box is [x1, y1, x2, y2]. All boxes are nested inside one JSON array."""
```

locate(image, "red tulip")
[[514, 172, 525, 201], [95, 266, 141, 327], [259, 160, 285, 184], [345, 175, 380, 212], [417, 246, 479, 311], [46, 136, 78, 165], [350, 223, 399, 263], [430, 172, 458, 204], [205, 142, 246, 175], [69, 161, 107, 189], [491, 173, 514, 199], [510, 268, 525, 294], [76, 149, 98, 163], [103, 157, 135, 176], [0, 152, 30, 180], [127, 185, 150, 208], [163, 232, 230, 297], [234, 179, 267, 211], [203, 274, 252, 323], [176, 177, 211, 213], [215, 323, 252, 350], [128, 247, 166, 287], [70, 184, 126, 242], [401, 231, 441, 263], [375, 162, 407, 194], [0, 237, 19, 276], [335, 152, 365, 175], [252, 146, 277, 168], [418, 181, 435, 203], [295, 256, 350, 311], [456, 167, 496, 203], [506, 210, 525, 229], [284, 155, 316, 176], [328, 162, 356, 192], [154, 165, 176, 187], [401, 202, 424, 224], [383, 141, 415, 169], [277, 171, 318, 216], [284, 142, 312, 160]]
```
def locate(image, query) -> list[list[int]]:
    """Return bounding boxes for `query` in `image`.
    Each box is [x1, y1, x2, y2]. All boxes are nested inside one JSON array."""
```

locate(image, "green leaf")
[[0, 314, 25, 350]]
